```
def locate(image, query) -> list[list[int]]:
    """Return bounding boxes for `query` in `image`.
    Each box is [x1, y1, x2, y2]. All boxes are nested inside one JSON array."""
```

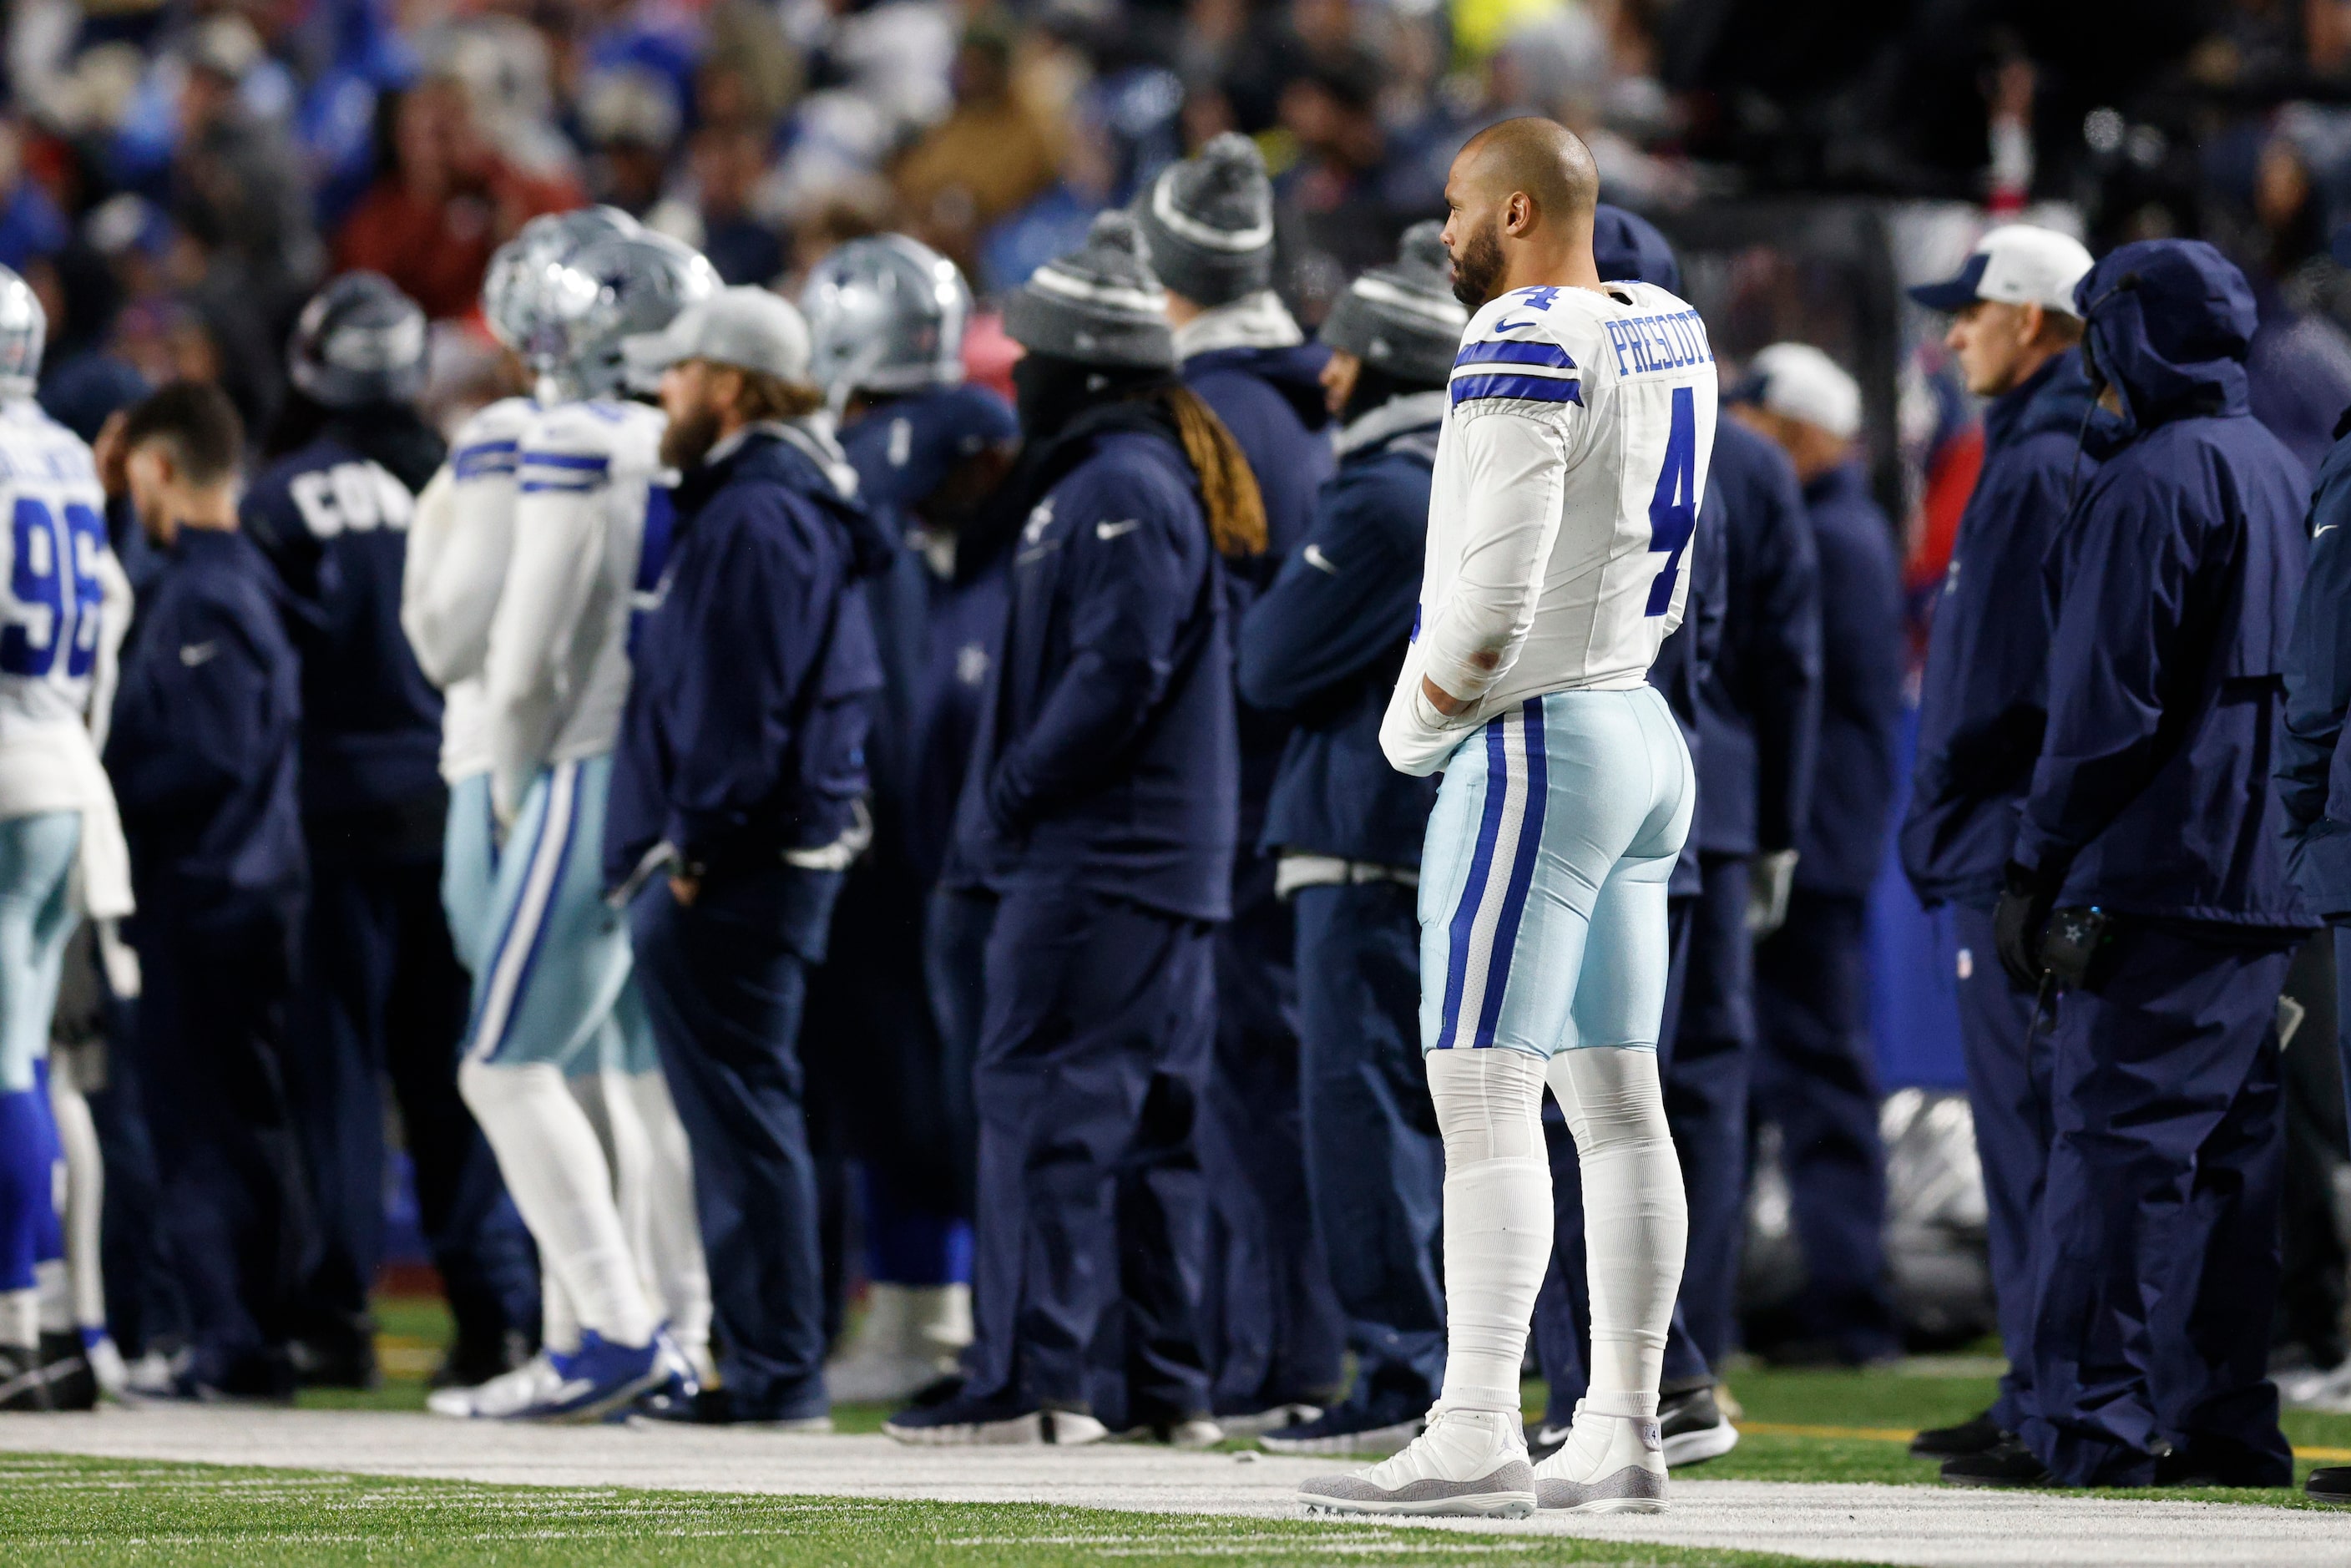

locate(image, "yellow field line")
[[1737, 1420, 2351, 1463]]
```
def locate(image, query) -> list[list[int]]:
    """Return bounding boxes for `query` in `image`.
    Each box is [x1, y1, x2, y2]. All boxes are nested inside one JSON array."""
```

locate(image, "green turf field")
[[0, 1452, 1845, 1568]]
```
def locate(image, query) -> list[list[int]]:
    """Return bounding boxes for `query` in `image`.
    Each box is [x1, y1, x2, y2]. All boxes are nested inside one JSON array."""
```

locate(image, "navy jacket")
[[242, 417, 446, 821], [105, 528, 304, 902], [1902, 351, 2098, 912], [1238, 393, 1441, 868], [951, 403, 1237, 922], [1655, 462, 1728, 899], [1695, 417, 1822, 860], [2279, 417, 2351, 918], [1184, 343, 1335, 843], [2018, 240, 2311, 930], [605, 429, 891, 889], [838, 386, 1016, 889], [1792, 460, 1905, 898]]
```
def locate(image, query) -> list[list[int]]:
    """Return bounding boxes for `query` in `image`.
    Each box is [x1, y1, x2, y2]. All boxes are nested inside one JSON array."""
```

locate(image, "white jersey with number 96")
[[0, 399, 114, 739]]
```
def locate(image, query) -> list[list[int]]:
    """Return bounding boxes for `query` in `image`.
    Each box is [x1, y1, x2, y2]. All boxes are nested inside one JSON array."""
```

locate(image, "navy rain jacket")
[[1792, 459, 1904, 898], [605, 428, 892, 890], [2017, 240, 2311, 930], [1902, 350, 2098, 912], [1695, 419, 1822, 860], [950, 402, 1237, 923], [1238, 393, 1442, 868], [241, 414, 447, 822], [106, 528, 305, 900], [2274, 413, 2351, 918]]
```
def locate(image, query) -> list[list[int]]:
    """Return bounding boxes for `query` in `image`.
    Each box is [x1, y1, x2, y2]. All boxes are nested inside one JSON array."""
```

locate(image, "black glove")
[[1992, 859, 2062, 991]]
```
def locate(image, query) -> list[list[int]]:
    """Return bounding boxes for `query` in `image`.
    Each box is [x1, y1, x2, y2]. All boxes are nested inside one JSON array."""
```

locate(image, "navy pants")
[[1934, 900, 2048, 1433], [1292, 879, 1444, 1423], [925, 886, 993, 1214], [966, 882, 1215, 1429], [88, 979, 185, 1358], [1537, 894, 1712, 1425], [1661, 852, 1757, 1367], [137, 888, 311, 1397], [292, 830, 532, 1355], [1200, 849, 1344, 1414], [633, 862, 841, 1421], [2020, 922, 2294, 1488], [1752, 888, 1898, 1361]]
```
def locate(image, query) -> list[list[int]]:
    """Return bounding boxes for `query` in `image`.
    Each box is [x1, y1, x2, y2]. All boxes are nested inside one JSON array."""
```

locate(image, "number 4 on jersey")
[[1644, 385, 1698, 618]]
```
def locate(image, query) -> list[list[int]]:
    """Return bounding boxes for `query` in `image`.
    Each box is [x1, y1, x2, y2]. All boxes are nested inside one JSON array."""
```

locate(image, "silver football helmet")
[[538, 232, 720, 401], [801, 234, 971, 401], [480, 205, 640, 359], [0, 265, 46, 398]]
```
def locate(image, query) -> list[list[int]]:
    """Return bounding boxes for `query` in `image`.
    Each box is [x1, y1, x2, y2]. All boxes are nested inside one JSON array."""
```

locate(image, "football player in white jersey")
[[0, 265, 134, 1409], [449, 230, 719, 1423], [1300, 119, 1714, 1518]]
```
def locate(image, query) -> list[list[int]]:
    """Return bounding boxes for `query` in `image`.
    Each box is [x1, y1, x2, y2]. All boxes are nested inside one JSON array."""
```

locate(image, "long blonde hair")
[[1162, 384, 1267, 561]]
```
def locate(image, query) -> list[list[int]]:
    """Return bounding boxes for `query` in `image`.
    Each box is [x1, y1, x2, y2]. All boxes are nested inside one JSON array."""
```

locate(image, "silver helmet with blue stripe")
[[480, 205, 640, 364], [0, 264, 46, 398], [289, 271, 429, 409], [537, 231, 720, 401], [801, 234, 971, 400]]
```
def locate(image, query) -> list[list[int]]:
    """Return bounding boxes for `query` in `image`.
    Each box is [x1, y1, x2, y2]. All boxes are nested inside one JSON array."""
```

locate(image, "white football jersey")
[[404, 397, 535, 783], [480, 397, 671, 820], [0, 399, 114, 741], [1381, 279, 1717, 775]]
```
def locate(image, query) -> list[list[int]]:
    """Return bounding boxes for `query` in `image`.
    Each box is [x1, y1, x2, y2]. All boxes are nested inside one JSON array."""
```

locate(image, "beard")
[[659, 401, 724, 471], [1450, 218, 1505, 310]]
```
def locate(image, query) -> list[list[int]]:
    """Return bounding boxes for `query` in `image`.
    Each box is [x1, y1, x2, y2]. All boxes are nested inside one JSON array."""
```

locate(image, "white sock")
[[541, 1267, 581, 1356], [1545, 1047, 1684, 1421], [1428, 1048, 1553, 1415], [617, 1069, 708, 1352], [0, 1287, 33, 1350], [459, 1060, 658, 1348], [34, 1260, 68, 1333], [48, 1070, 106, 1333]]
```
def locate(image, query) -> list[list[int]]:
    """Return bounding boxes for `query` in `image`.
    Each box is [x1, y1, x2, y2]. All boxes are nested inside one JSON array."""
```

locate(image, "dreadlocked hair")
[[1160, 384, 1267, 560]]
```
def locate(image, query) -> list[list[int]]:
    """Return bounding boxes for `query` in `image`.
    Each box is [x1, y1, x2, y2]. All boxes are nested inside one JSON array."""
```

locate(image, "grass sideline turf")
[[311, 1293, 2351, 1505], [0, 1453, 1866, 1568]]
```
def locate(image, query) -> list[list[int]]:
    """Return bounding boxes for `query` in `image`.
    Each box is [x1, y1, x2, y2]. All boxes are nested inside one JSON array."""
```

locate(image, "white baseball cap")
[[626, 286, 812, 382], [1738, 342, 1862, 442], [1908, 225, 2096, 318]]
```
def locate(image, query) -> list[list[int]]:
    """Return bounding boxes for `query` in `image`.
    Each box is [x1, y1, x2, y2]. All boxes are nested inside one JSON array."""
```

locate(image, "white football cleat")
[[1297, 1407, 1535, 1518], [1532, 1404, 1670, 1514]]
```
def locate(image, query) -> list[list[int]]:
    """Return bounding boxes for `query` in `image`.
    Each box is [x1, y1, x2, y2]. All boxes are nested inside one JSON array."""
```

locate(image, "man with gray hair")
[[610, 286, 895, 1428]]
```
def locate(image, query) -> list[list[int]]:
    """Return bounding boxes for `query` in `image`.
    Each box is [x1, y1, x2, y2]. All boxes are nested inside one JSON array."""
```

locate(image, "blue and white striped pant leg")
[[441, 771, 501, 979], [1419, 687, 1693, 1060], [0, 811, 78, 1314], [464, 756, 633, 1071]]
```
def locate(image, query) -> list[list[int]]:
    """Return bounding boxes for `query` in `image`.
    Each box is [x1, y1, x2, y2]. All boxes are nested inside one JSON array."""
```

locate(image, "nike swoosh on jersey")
[[1304, 543, 1340, 574], [178, 641, 220, 667], [1096, 518, 1141, 541], [2319, 524, 2339, 538]]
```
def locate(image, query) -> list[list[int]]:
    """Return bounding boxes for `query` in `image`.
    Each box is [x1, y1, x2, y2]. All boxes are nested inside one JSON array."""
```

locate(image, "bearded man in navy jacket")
[[1136, 132, 1345, 1427]]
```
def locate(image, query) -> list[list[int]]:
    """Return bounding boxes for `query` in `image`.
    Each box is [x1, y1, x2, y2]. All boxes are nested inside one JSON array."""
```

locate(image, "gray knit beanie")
[[1319, 222, 1469, 386], [1003, 210, 1176, 370], [1130, 133, 1275, 308]]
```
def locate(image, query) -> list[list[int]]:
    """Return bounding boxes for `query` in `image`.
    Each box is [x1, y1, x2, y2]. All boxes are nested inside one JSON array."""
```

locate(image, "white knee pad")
[[1546, 1046, 1686, 1419], [1427, 1047, 1553, 1414]]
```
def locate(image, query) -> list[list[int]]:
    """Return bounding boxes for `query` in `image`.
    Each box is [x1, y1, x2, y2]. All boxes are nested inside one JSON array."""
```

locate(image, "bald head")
[[1440, 117, 1603, 308]]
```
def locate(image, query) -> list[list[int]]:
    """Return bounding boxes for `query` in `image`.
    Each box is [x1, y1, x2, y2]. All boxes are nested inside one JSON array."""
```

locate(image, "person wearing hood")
[[796, 235, 1020, 1404], [609, 286, 894, 1427], [1898, 225, 2096, 1464], [1729, 343, 1905, 1368], [1135, 131, 1345, 1429], [885, 213, 1251, 1446], [1234, 222, 1461, 1458], [242, 272, 532, 1393], [1958, 240, 2313, 1491], [1528, 204, 1738, 1470]]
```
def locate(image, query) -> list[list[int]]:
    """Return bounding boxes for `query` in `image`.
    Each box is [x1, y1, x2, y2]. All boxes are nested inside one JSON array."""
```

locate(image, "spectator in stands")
[[892, 21, 1061, 276], [689, 124, 785, 286]]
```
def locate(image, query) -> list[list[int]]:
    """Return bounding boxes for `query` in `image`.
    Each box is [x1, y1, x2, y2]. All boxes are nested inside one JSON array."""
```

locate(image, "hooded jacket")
[[1902, 349, 2098, 911], [604, 428, 892, 892], [2015, 240, 2311, 930], [2274, 412, 2351, 918], [1694, 417, 1823, 861], [1792, 459, 1904, 898], [949, 401, 1237, 922]]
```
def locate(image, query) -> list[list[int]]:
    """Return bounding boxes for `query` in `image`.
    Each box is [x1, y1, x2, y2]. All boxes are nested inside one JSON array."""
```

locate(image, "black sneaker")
[[0, 1344, 53, 1411], [2307, 1466, 2351, 1504], [38, 1333, 96, 1411], [1940, 1438, 2055, 1488], [1910, 1408, 2009, 1459], [1658, 1384, 1740, 1466]]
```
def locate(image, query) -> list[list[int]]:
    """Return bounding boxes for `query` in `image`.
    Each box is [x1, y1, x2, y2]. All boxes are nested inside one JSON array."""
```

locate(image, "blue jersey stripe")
[[453, 441, 518, 478], [518, 479, 604, 494], [520, 452, 611, 471], [1450, 372, 1584, 408], [1454, 339, 1577, 372]]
